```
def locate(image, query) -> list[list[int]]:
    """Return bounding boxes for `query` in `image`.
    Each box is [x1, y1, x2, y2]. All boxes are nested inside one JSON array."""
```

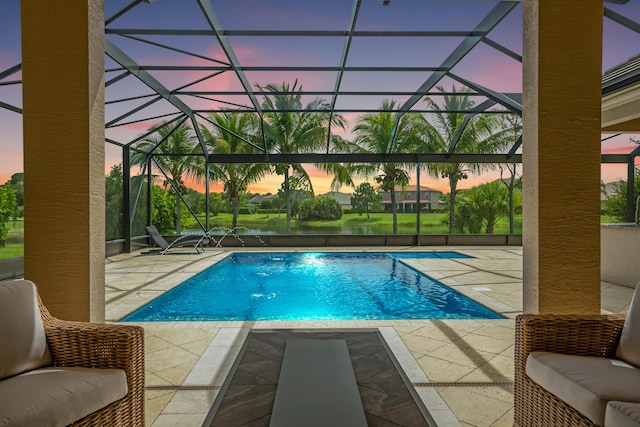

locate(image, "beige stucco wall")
[[601, 225, 640, 289], [522, 0, 603, 314], [21, 1, 105, 321]]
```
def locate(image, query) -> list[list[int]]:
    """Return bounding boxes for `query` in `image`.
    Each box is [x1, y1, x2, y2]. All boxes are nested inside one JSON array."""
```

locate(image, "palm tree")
[[131, 121, 202, 234], [258, 80, 345, 232], [331, 99, 420, 234], [497, 114, 523, 234], [417, 86, 504, 234], [201, 112, 270, 229], [452, 191, 484, 234], [469, 181, 511, 234]]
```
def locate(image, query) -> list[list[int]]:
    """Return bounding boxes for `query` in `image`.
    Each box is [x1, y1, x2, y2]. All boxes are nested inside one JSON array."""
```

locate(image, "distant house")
[[319, 191, 352, 210], [378, 185, 443, 213], [248, 194, 277, 207], [602, 180, 622, 208], [602, 181, 621, 199]]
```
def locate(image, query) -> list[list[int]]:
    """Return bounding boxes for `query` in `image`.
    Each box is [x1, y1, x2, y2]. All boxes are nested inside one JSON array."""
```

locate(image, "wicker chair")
[[514, 313, 626, 427], [37, 293, 146, 426]]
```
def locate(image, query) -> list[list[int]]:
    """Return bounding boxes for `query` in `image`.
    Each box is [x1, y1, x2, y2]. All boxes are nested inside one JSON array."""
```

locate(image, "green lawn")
[[0, 244, 24, 259], [1, 220, 24, 260], [193, 212, 523, 235]]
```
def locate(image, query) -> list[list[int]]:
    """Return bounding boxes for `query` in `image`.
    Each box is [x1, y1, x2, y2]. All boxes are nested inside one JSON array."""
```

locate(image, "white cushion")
[[526, 352, 640, 425], [606, 401, 640, 427], [0, 367, 127, 427], [0, 280, 51, 380], [617, 283, 640, 368]]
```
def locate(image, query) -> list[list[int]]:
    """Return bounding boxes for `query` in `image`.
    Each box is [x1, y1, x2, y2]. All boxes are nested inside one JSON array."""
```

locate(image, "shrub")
[[0, 186, 16, 243], [298, 196, 342, 220], [152, 185, 176, 234], [604, 172, 640, 222]]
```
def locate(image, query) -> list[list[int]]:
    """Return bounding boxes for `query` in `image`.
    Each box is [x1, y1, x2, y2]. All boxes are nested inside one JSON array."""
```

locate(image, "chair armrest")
[[38, 294, 144, 371], [44, 318, 144, 370], [514, 313, 625, 378]]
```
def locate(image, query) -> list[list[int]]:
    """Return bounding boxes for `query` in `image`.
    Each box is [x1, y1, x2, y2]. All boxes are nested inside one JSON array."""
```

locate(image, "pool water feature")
[[122, 252, 502, 321]]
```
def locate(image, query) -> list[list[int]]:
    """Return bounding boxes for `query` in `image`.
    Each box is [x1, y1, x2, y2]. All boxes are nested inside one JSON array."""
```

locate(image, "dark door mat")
[[202, 328, 436, 427]]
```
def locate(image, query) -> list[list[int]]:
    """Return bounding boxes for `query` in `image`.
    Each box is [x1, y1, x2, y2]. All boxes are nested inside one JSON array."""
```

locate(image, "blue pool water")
[[121, 251, 502, 321]]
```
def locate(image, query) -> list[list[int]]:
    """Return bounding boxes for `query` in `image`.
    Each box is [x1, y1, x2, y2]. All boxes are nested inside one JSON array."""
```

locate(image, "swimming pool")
[[121, 251, 502, 321]]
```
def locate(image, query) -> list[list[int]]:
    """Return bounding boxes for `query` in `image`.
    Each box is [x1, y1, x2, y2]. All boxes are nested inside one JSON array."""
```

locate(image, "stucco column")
[[522, 0, 602, 314], [21, 1, 105, 321]]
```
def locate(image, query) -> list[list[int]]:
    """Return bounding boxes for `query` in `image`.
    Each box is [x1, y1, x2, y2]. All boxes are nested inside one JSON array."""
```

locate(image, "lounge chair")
[[144, 225, 209, 254], [0, 279, 145, 426], [514, 284, 640, 426]]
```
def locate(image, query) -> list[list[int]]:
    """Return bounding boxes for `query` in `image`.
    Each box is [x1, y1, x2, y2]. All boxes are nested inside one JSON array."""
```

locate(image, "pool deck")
[[105, 246, 635, 427]]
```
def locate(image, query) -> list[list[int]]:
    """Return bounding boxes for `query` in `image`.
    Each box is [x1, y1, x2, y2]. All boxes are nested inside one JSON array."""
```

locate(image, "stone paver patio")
[[105, 246, 634, 427]]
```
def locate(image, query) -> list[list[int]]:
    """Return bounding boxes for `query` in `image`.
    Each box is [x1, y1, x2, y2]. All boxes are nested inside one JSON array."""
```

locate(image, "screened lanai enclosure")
[[1, 0, 640, 251]]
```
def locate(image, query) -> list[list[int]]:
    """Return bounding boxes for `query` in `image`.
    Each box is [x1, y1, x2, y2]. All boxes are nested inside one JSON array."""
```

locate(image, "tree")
[[454, 181, 519, 234], [275, 179, 312, 220], [332, 100, 419, 234], [416, 86, 507, 234], [258, 80, 345, 232], [208, 192, 225, 216], [202, 112, 269, 229], [272, 191, 285, 216], [299, 196, 342, 220], [6, 172, 23, 221], [452, 191, 484, 234], [105, 164, 124, 240], [350, 182, 382, 219], [497, 115, 523, 234], [260, 198, 273, 216], [471, 181, 511, 234], [604, 169, 640, 222], [0, 186, 17, 245], [131, 121, 202, 233], [151, 185, 176, 233], [185, 188, 204, 215]]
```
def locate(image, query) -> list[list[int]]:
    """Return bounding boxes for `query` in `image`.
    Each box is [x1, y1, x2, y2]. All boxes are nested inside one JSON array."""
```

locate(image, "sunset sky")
[[2, 1, 640, 195]]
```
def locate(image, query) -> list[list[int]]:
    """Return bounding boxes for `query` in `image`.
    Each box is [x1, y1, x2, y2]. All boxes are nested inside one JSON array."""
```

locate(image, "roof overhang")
[[602, 81, 640, 132]]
